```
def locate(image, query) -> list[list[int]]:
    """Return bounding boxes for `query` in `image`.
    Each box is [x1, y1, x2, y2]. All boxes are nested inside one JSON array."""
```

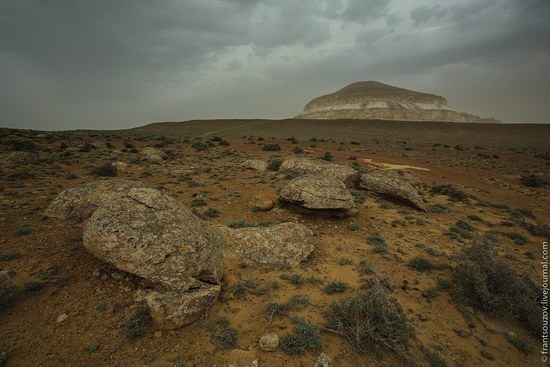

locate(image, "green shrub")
[[123, 308, 150, 339], [287, 295, 310, 311], [520, 174, 543, 187], [262, 144, 281, 151], [280, 273, 304, 285], [228, 219, 253, 228], [506, 232, 528, 245], [338, 257, 353, 265], [216, 328, 239, 348], [293, 146, 304, 154], [426, 350, 448, 367], [191, 141, 208, 151], [506, 334, 533, 354], [280, 317, 320, 355], [15, 224, 31, 236], [204, 207, 221, 217], [319, 152, 333, 161], [408, 257, 434, 271], [24, 281, 43, 292], [453, 240, 540, 337], [324, 281, 348, 294], [267, 157, 283, 171], [191, 198, 206, 207], [431, 184, 467, 201], [1, 251, 22, 262], [324, 284, 410, 356], [456, 219, 473, 232]]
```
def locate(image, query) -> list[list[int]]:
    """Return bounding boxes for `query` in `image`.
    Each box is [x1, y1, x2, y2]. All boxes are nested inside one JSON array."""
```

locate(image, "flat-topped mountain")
[[296, 81, 483, 122]]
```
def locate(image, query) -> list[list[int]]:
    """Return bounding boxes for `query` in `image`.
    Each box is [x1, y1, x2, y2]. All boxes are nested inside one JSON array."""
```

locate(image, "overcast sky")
[[1, 0, 549, 130]]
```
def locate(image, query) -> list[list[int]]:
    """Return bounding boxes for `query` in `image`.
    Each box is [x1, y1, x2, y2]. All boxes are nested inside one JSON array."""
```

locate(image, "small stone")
[[259, 333, 279, 351], [418, 314, 429, 322], [56, 313, 68, 323], [481, 350, 495, 360], [92, 269, 100, 277], [154, 330, 163, 338], [314, 352, 333, 367]]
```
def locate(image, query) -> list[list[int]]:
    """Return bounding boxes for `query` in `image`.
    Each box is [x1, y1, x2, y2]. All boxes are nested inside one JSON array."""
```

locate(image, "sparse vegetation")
[[123, 308, 151, 339], [204, 207, 221, 217], [280, 316, 321, 356], [408, 257, 435, 271], [324, 281, 348, 294], [262, 143, 281, 151], [506, 334, 533, 355], [324, 283, 411, 357], [431, 184, 467, 201], [453, 240, 540, 337], [520, 173, 543, 187]]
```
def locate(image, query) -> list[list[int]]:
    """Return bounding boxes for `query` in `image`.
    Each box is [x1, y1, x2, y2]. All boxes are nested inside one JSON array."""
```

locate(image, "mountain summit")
[[296, 81, 481, 122]]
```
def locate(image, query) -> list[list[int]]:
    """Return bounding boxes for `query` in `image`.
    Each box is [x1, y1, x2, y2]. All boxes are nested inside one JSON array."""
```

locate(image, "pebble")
[[56, 313, 68, 323]]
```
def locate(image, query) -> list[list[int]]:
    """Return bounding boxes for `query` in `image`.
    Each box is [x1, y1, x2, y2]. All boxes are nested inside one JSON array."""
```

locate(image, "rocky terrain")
[[296, 81, 487, 123], [0, 124, 548, 366]]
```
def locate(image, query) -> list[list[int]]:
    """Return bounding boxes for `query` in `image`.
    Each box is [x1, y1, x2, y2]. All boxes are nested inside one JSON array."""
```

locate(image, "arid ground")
[[1, 120, 549, 366]]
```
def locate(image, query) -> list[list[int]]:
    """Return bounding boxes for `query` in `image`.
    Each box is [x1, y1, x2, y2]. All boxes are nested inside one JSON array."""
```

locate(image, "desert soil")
[[0, 122, 548, 366]]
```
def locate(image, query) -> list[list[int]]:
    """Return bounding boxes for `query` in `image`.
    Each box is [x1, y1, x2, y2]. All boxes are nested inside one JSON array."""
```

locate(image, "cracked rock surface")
[[279, 157, 361, 187], [44, 179, 144, 221], [83, 187, 223, 291], [279, 174, 356, 210]]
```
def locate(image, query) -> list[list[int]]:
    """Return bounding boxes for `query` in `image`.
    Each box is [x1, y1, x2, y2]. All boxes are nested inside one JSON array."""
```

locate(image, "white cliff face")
[[296, 81, 481, 123]]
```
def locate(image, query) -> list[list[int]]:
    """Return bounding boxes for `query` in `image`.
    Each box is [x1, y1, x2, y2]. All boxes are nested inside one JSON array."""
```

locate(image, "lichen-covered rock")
[[259, 333, 279, 351], [112, 161, 128, 173], [138, 285, 221, 329], [279, 175, 355, 210], [376, 169, 421, 187], [218, 223, 314, 267], [314, 353, 333, 367], [83, 188, 223, 291], [279, 158, 360, 187], [249, 193, 277, 211], [360, 171, 426, 211], [140, 147, 167, 163], [242, 159, 268, 172], [44, 179, 144, 221]]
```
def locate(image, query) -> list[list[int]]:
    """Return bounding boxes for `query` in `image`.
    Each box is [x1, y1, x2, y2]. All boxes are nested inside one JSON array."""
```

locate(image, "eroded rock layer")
[[296, 81, 481, 122]]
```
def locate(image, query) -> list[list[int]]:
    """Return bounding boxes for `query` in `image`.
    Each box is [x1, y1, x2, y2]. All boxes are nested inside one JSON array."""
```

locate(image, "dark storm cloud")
[[0, 0, 549, 129]]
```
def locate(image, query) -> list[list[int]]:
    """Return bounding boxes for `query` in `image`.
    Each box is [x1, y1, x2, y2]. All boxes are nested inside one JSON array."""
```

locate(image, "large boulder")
[[44, 179, 144, 221], [83, 188, 223, 291], [359, 171, 426, 211], [137, 285, 221, 329], [140, 147, 167, 163], [279, 175, 355, 210], [279, 158, 360, 187], [218, 223, 314, 267]]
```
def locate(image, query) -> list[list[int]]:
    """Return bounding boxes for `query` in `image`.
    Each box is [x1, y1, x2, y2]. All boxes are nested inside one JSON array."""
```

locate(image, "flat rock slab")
[[279, 174, 355, 210], [219, 222, 314, 267], [44, 179, 144, 221], [360, 171, 426, 211], [279, 157, 360, 187], [83, 187, 223, 291]]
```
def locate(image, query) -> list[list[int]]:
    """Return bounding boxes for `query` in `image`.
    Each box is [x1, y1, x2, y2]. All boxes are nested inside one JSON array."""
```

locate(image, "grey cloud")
[[341, 0, 391, 22], [0, 0, 549, 129]]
